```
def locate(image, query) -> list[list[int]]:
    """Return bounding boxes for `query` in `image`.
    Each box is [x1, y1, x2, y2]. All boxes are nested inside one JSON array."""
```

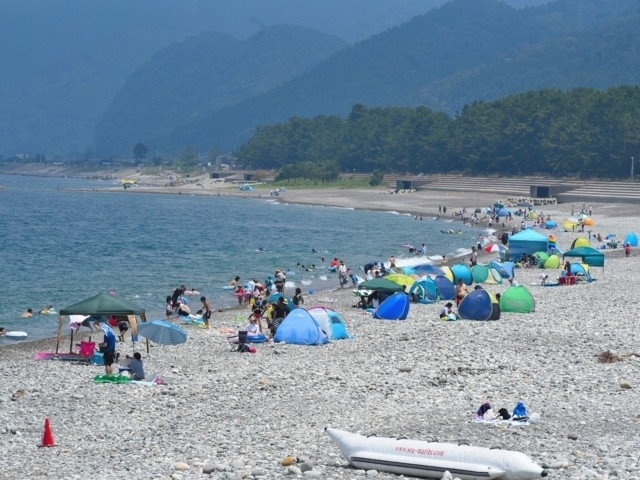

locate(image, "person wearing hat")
[[438, 302, 457, 320]]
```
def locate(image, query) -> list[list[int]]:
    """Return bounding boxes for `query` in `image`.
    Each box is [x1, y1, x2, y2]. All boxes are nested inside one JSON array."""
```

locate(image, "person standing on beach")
[[470, 247, 478, 266], [198, 296, 212, 329], [338, 260, 348, 288], [99, 325, 117, 375], [171, 285, 186, 312]]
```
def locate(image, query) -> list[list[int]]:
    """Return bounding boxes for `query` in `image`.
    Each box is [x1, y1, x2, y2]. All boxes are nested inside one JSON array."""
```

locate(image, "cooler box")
[[90, 352, 105, 365], [559, 275, 576, 285]]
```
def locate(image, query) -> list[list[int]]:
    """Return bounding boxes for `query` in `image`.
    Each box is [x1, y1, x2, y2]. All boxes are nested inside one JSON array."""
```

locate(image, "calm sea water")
[[0, 174, 483, 344]]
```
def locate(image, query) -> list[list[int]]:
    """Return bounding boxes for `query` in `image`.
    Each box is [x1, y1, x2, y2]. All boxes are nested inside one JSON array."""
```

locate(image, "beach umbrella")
[[137, 320, 187, 346], [484, 243, 507, 253]]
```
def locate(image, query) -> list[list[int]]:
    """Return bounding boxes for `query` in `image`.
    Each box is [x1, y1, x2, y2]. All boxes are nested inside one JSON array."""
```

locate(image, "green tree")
[[133, 142, 148, 161], [180, 145, 200, 168]]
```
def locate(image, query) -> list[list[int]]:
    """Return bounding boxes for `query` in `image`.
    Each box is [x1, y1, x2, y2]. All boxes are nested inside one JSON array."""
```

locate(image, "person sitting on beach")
[[176, 300, 191, 317], [125, 352, 145, 381], [438, 302, 457, 320], [455, 279, 470, 305], [247, 308, 263, 334], [21, 308, 33, 318]]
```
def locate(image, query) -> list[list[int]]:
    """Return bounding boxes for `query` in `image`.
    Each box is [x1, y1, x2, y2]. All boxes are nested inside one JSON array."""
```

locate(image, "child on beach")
[[165, 296, 173, 318]]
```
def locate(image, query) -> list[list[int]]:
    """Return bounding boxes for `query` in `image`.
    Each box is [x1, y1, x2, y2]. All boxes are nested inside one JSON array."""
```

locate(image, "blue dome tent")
[[373, 292, 410, 320], [451, 263, 473, 285], [433, 275, 456, 300], [458, 290, 500, 321], [274, 309, 328, 345], [490, 261, 515, 279], [408, 278, 438, 303], [624, 232, 638, 247], [308, 307, 349, 340]]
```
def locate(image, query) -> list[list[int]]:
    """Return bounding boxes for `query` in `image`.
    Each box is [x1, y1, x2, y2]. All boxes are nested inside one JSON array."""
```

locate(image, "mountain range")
[[0, 0, 571, 156], [95, 0, 640, 156]]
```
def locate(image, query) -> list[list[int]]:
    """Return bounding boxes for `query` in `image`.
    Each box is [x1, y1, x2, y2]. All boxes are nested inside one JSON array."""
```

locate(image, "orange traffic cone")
[[40, 418, 55, 447]]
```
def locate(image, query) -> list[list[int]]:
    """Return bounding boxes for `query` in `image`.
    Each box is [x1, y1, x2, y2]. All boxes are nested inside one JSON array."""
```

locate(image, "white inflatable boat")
[[326, 428, 547, 480]]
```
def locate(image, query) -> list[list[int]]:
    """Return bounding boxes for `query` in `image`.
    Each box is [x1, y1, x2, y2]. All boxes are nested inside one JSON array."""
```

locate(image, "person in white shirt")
[[508, 277, 519, 287]]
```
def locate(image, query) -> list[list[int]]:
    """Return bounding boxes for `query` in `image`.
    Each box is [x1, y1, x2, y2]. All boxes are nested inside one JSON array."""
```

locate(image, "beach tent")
[[508, 229, 548, 260], [542, 254, 561, 269], [373, 292, 410, 320], [624, 232, 638, 247], [570, 237, 590, 249], [471, 264, 502, 285], [583, 217, 595, 226], [385, 273, 416, 290], [500, 286, 535, 313], [358, 278, 404, 293], [408, 264, 445, 276], [239, 184, 253, 191], [307, 307, 349, 340], [408, 278, 438, 303], [458, 290, 500, 321], [274, 309, 328, 345], [566, 262, 592, 280], [561, 218, 579, 232], [436, 265, 453, 282], [563, 246, 605, 267], [434, 275, 456, 300], [545, 220, 558, 229], [57, 292, 146, 353], [451, 263, 473, 285], [490, 261, 515, 279]]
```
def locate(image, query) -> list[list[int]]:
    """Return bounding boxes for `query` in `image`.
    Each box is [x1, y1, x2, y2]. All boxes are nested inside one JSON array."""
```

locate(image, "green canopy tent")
[[562, 246, 605, 268], [358, 278, 405, 293], [56, 292, 147, 353]]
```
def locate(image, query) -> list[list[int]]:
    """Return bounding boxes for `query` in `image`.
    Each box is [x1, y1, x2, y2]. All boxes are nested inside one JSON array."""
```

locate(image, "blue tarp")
[[274, 309, 328, 345]]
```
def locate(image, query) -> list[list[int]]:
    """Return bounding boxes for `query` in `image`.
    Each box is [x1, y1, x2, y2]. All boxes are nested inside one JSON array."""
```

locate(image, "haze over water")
[[0, 174, 483, 344]]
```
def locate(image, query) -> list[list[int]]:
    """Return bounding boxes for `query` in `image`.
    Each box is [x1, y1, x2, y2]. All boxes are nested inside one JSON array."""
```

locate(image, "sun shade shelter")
[[508, 229, 549, 259], [563, 246, 605, 267], [358, 278, 404, 293], [57, 292, 146, 353]]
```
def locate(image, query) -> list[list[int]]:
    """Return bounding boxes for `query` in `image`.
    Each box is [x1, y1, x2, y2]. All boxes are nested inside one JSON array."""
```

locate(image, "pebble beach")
[[1, 188, 639, 480]]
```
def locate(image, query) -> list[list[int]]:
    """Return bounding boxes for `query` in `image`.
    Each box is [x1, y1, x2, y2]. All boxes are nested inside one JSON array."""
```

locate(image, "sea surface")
[[0, 174, 485, 345]]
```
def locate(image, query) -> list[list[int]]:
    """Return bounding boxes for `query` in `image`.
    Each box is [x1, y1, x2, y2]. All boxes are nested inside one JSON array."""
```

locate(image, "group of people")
[[20, 305, 54, 318], [166, 285, 212, 328]]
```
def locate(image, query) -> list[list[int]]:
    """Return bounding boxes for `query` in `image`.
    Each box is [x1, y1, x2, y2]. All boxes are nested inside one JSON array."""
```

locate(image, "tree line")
[[236, 86, 640, 180]]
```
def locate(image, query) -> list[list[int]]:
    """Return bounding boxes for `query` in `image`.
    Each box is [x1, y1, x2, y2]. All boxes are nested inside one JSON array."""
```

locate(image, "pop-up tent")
[[451, 263, 473, 285], [624, 232, 638, 247], [408, 278, 438, 303], [500, 286, 535, 313], [541, 254, 561, 269], [470, 264, 502, 285], [373, 292, 410, 320], [490, 261, 515, 279], [566, 262, 592, 280], [458, 290, 500, 321], [508, 229, 549, 260], [433, 275, 456, 300], [307, 307, 349, 340], [274, 309, 328, 345], [563, 246, 605, 267], [570, 237, 590, 249], [57, 292, 146, 353]]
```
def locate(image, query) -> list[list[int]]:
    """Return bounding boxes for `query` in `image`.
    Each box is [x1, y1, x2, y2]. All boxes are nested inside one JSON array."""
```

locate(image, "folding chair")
[[227, 330, 249, 352], [79, 341, 96, 364]]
